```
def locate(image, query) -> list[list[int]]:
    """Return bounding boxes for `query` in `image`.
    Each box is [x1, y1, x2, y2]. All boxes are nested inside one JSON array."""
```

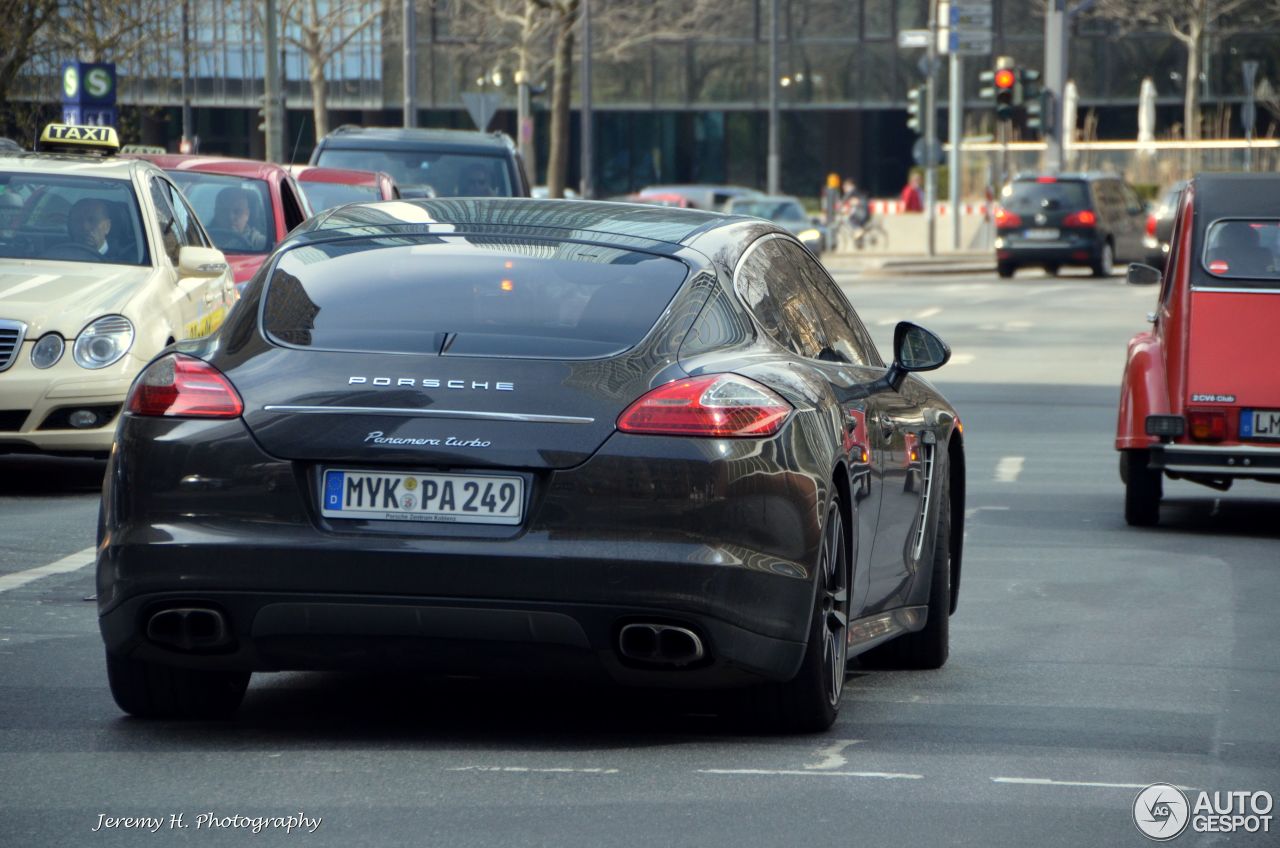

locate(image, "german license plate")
[[321, 469, 524, 525], [1024, 228, 1060, 240], [1240, 409, 1280, 441]]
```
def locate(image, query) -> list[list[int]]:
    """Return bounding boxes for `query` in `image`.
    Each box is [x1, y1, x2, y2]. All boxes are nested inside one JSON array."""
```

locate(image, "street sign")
[[898, 29, 931, 49], [940, 30, 992, 55], [461, 92, 503, 132], [945, 2, 993, 28]]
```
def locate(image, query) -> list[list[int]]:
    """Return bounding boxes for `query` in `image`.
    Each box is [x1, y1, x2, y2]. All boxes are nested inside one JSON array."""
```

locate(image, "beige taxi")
[[0, 124, 237, 456]]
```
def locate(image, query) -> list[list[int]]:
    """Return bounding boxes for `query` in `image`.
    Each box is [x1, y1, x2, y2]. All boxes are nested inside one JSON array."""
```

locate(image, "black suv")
[[310, 126, 531, 199], [994, 173, 1147, 278]]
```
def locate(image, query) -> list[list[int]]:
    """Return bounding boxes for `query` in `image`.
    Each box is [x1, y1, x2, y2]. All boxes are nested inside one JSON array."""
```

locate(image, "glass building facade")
[[15, 0, 1280, 196]]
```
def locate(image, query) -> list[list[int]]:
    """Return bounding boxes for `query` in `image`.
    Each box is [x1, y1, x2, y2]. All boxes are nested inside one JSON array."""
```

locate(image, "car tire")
[[106, 651, 249, 719], [1123, 449, 1162, 527], [740, 496, 848, 733], [1091, 241, 1115, 277], [859, 468, 951, 671], [997, 262, 1016, 278]]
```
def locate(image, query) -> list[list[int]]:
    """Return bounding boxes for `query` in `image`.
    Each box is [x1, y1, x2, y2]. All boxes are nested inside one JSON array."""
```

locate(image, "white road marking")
[[994, 456, 1025, 483], [1004, 320, 1033, 330], [0, 546, 96, 593], [876, 318, 897, 326], [965, 506, 1011, 519], [915, 307, 941, 320], [804, 739, 862, 770], [449, 766, 621, 774], [948, 353, 976, 365], [699, 769, 922, 780], [993, 777, 1196, 791]]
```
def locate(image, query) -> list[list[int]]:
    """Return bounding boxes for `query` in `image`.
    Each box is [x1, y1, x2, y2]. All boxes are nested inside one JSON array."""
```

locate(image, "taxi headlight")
[[798, 228, 822, 242], [30, 333, 65, 369], [73, 316, 134, 370]]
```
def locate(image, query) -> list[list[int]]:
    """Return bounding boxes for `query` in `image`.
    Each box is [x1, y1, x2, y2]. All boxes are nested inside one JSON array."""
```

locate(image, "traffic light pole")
[[924, 0, 938, 257], [1043, 0, 1067, 171]]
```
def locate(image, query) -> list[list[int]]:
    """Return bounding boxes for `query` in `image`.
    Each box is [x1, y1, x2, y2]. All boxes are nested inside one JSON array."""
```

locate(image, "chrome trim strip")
[[911, 442, 936, 561], [1189, 286, 1280, 294], [1162, 464, 1280, 477], [261, 404, 596, 425], [1160, 444, 1280, 457]]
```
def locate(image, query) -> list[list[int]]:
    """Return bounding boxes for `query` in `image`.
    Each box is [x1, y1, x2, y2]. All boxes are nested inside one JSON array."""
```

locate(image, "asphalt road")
[[1, 267, 1276, 847]]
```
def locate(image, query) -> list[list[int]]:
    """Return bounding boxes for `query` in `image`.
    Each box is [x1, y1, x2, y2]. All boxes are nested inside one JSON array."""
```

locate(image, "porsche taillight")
[[1063, 209, 1097, 228], [1186, 409, 1227, 443], [126, 353, 244, 419], [994, 206, 1021, 228], [1146, 213, 1158, 237], [617, 374, 792, 437]]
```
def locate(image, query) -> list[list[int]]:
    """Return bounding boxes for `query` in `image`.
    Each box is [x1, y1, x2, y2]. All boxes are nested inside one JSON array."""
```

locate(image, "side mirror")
[[1126, 263, 1162, 286], [872, 322, 952, 394], [178, 245, 229, 278]]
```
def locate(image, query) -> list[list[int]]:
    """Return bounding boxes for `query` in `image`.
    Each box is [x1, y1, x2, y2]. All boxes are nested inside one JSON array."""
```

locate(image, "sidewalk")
[[824, 250, 995, 275]]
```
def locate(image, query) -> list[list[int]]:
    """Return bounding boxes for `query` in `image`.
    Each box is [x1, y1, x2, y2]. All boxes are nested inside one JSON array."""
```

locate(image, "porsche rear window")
[[263, 236, 689, 358], [1202, 219, 1280, 286]]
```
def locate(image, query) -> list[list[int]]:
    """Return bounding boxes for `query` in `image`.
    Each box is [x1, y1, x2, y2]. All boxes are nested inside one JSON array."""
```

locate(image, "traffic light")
[[906, 85, 925, 134], [1019, 68, 1043, 131], [993, 67, 1017, 121]]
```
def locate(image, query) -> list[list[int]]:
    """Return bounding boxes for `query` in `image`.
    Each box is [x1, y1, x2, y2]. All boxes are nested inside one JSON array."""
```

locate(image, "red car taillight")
[[1063, 209, 1097, 228], [126, 353, 244, 419], [1186, 409, 1227, 442], [617, 373, 792, 437], [1146, 213, 1157, 237], [994, 206, 1021, 228]]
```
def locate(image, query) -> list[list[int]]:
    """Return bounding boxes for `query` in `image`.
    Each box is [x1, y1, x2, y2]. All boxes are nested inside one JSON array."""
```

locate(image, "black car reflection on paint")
[[97, 198, 966, 732]]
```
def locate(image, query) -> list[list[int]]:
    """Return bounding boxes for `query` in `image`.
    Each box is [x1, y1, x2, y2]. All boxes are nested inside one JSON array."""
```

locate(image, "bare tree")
[[50, 0, 176, 64], [278, 0, 386, 141], [452, 0, 732, 195], [0, 0, 57, 132], [1092, 0, 1280, 140]]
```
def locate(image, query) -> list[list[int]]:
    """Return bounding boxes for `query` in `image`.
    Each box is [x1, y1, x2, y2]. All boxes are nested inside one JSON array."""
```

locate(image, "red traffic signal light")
[[994, 69, 1016, 90]]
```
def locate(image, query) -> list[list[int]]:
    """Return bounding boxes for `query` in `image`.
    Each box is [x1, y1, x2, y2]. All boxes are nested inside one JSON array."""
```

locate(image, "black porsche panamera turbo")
[[97, 199, 965, 732]]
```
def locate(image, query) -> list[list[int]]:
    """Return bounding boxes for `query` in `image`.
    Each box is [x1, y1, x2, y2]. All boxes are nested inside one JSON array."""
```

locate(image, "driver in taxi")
[[49, 197, 112, 259]]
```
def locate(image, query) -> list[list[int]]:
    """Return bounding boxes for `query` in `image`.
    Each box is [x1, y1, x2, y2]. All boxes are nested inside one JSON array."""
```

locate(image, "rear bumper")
[[98, 587, 808, 687], [1150, 443, 1280, 479], [98, 414, 825, 687], [995, 231, 1102, 266]]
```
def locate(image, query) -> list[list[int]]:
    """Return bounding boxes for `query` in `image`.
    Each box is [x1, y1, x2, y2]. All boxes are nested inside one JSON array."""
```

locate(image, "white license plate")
[[1241, 409, 1280, 441], [1024, 228, 1060, 240], [321, 469, 524, 525]]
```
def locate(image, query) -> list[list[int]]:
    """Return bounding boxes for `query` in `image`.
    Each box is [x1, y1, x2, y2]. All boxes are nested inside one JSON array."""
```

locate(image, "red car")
[[1116, 173, 1280, 526], [287, 165, 399, 212], [123, 154, 313, 286]]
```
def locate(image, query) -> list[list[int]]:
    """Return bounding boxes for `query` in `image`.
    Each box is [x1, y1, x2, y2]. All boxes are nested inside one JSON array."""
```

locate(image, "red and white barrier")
[[868, 200, 990, 216]]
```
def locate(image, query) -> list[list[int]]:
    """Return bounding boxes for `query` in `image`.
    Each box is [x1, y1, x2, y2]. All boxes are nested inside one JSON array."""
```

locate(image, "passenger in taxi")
[[48, 197, 112, 260]]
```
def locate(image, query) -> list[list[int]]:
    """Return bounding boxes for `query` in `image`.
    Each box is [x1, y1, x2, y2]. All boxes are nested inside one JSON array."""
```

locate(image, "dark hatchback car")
[[97, 199, 965, 732], [310, 126, 531, 199], [994, 173, 1148, 278], [1143, 180, 1187, 270]]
